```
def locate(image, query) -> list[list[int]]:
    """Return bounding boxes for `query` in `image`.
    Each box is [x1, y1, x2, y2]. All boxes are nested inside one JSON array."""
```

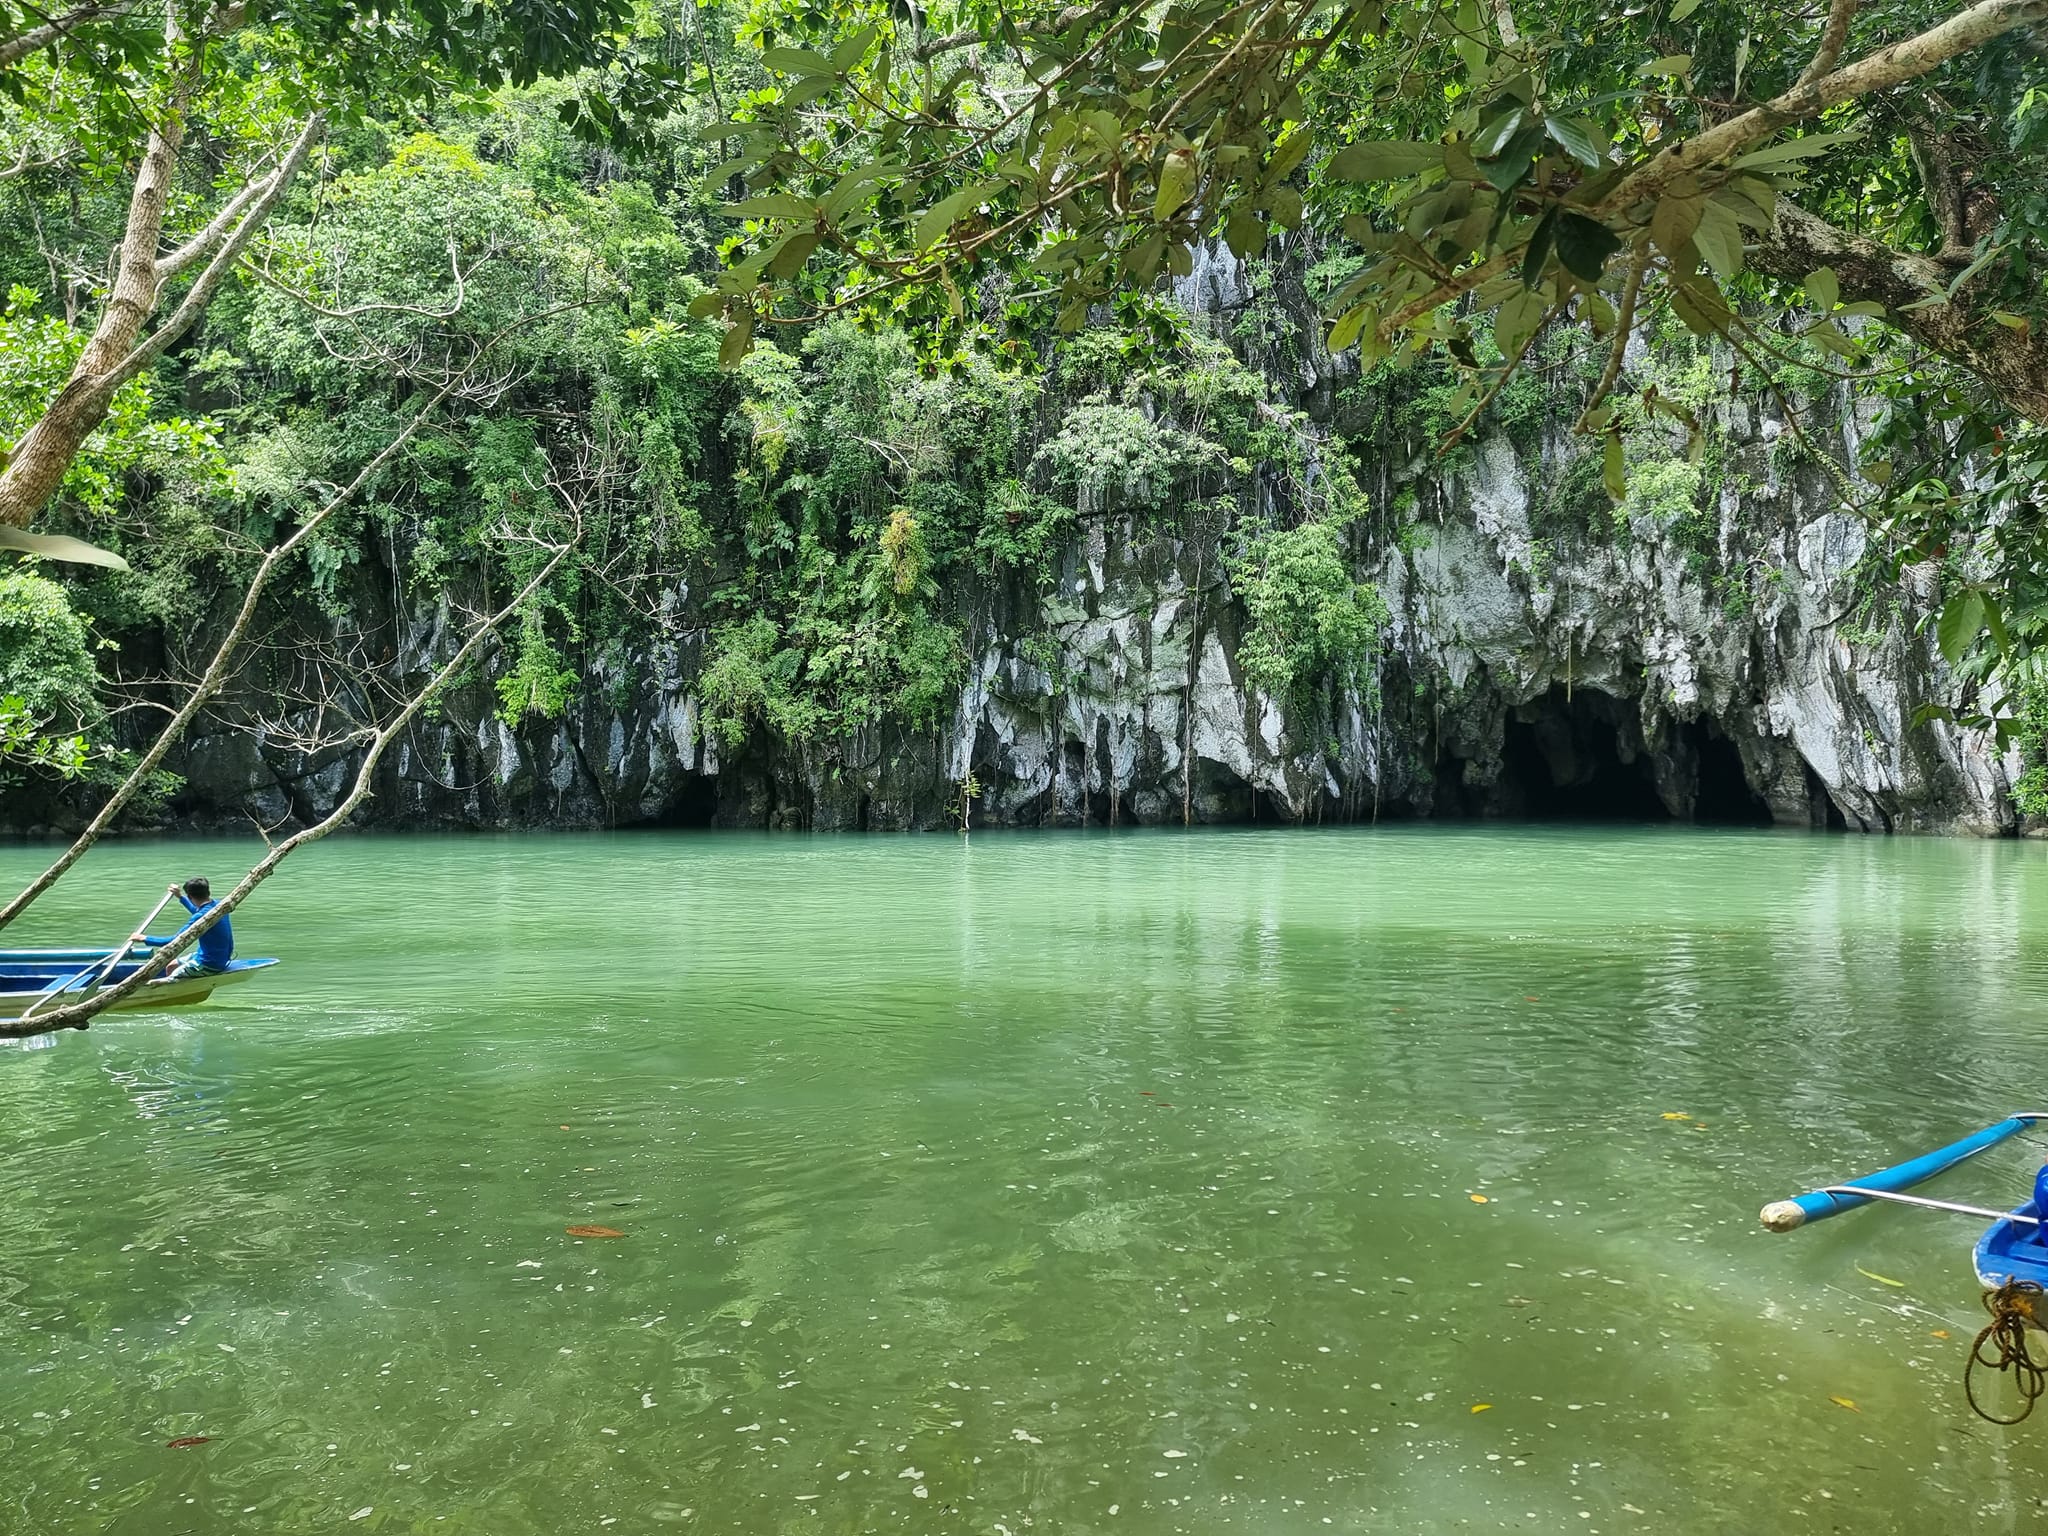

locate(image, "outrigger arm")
[[1761, 1115, 2048, 1232]]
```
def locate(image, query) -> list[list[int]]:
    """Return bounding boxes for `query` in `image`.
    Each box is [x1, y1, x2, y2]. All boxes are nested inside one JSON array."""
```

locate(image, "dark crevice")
[[651, 773, 718, 828], [1685, 719, 1774, 827]]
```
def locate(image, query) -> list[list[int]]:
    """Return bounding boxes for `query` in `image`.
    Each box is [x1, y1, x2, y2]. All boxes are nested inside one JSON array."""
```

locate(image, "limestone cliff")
[[22, 254, 2025, 838]]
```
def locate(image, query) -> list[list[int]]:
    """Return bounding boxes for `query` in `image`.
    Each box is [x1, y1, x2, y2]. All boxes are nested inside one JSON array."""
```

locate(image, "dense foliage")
[[4, 0, 2048, 821]]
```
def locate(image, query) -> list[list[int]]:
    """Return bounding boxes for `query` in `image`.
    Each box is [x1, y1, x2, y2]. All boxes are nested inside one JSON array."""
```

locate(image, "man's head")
[[183, 877, 211, 903]]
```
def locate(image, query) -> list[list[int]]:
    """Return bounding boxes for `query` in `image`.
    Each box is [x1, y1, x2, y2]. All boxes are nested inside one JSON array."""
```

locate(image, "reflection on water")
[[3, 827, 2048, 1533]]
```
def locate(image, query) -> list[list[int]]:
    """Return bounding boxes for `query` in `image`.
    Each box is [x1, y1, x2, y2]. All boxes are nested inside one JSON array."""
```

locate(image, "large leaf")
[[1937, 589, 1986, 666], [1520, 205, 1559, 287], [1649, 180, 1704, 258], [1691, 200, 1744, 278], [759, 46, 832, 75], [1731, 129, 1863, 171], [1553, 213, 1622, 282], [1326, 142, 1445, 181], [1155, 149, 1197, 221], [0, 526, 129, 570], [913, 181, 1000, 250], [1542, 115, 1605, 168]]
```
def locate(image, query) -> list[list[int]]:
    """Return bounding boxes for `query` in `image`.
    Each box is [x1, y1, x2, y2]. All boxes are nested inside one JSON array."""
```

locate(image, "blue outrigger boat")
[[2, 888, 277, 1029], [1764, 1114, 2048, 1420], [0, 947, 277, 1019]]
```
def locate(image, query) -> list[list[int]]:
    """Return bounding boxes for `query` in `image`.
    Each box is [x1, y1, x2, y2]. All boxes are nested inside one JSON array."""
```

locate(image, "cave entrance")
[[1498, 688, 1669, 821], [648, 772, 719, 828], [1685, 718, 1774, 827]]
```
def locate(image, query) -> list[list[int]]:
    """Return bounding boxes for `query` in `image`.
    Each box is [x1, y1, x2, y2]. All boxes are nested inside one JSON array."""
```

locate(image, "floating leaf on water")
[[566, 1225, 625, 1239], [1855, 1266, 1906, 1288], [166, 1436, 211, 1449], [1829, 1395, 1860, 1412], [1661, 1112, 1690, 1121], [1471, 1403, 1492, 1414], [1523, 996, 1540, 1003], [1469, 1194, 1491, 1204], [1931, 1329, 1951, 1339]]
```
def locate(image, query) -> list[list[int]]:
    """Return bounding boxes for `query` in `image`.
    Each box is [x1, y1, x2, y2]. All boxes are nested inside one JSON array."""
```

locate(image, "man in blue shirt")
[[164, 877, 233, 977]]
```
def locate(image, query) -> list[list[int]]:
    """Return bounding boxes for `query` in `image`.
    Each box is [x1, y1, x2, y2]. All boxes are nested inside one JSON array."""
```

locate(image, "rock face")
[[23, 262, 2025, 839]]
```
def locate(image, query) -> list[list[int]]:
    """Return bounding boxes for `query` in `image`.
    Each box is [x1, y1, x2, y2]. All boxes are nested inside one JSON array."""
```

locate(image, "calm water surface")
[[5, 827, 2048, 1534]]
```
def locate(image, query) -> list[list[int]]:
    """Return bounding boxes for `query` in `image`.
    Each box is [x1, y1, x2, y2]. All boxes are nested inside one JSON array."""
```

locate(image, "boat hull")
[[1976, 1200, 2048, 1302], [1, 957, 278, 1019]]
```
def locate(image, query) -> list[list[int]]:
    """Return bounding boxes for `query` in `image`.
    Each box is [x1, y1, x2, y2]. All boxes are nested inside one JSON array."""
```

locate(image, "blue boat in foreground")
[[1764, 1114, 2048, 1421], [1, 948, 277, 1014], [1975, 1168, 2048, 1295], [0, 946, 278, 1022]]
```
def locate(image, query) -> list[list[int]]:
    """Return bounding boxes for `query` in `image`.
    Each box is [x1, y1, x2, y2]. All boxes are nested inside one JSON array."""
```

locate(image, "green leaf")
[[1542, 115, 1604, 168], [716, 312, 754, 369], [1649, 183, 1704, 259], [1710, 183, 1774, 230], [1638, 54, 1692, 76], [685, 291, 725, 319], [720, 194, 816, 221], [1937, 589, 1986, 665], [1670, 0, 1702, 17], [1669, 274, 1733, 335], [1731, 129, 1863, 170], [914, 181, 1000, 250], [830, 24, 878, 72], [0, 526, 128, 570], [1155, 149, 1197, 222], [1805, 321, 1864, 362], [1326, 141, 1445, 181], [1473, 107, 1524, 159], [759, 45, 832, 75], [1225, 202, 1266, 257], [1520, 205, 1558, 287], [766, 231, 821, 279], [1267, 129, 1313, 182], [1603, 431, 1626, 500], [1991, 310, 2032, 333], [1553, 213, 1622, 282], [1493, 287, 1546, 355], [1802, 266, 1839, 311], [1328, 303, 1372, 353], [1691, 200, 1744, 278]]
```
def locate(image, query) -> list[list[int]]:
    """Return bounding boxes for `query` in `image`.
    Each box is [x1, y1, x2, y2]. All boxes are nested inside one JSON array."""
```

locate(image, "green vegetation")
[[3, 0, 2046, 829]]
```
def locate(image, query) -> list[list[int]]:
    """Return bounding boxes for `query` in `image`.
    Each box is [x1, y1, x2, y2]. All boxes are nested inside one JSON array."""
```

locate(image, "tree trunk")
[[1749, 198, 2048, 424], [0, 5, 192, 527]]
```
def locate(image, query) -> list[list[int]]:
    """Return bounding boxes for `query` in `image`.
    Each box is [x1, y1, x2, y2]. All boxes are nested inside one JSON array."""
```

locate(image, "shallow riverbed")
[[5, 827, 2048, 1533]]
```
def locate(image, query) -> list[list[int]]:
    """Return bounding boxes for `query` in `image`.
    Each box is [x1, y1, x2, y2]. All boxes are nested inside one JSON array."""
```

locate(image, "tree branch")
[[1597, 0, 2048, 220], [107, 109, 325, 391], [1748, 196, 2048, 422], [1795, 0, 1860, 86], [0, 0, 129, 69]]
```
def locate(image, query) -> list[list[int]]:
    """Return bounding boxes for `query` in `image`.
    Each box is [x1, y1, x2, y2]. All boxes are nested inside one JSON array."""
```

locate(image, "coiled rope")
[[1966, 1280, 2048, 1424]]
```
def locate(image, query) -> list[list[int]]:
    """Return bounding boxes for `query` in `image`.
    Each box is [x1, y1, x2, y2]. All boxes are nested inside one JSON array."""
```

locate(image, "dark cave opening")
[[1685, 718, 1774, 827], [1497, 689, 1671, 821], [648, 773, 719, 828]]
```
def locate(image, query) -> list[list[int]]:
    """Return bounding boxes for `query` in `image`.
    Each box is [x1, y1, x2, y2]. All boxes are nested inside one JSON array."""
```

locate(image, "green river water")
[[4, 827, 2048, 1534]]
